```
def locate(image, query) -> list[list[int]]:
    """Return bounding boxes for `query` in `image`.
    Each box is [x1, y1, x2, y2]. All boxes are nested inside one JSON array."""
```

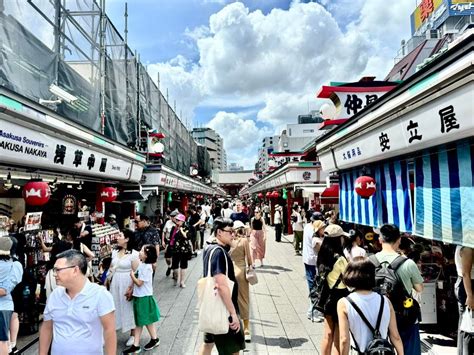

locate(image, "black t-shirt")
[[75, 224, 93, 250], [230, 212, 249, 224], [189, 212, 201, 233], [203, 244, 239, 313]]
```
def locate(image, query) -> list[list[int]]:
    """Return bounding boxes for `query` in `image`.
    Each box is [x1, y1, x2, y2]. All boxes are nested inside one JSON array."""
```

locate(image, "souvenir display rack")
[[91, 223, 120, 274]]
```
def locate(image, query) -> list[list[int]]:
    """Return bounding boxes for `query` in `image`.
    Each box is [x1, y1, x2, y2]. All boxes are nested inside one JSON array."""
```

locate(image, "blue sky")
[[105, 0, 416, 169]]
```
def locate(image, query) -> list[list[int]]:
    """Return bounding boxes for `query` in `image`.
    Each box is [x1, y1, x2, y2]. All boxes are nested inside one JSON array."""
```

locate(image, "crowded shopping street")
[[1, 1, 474, 355]]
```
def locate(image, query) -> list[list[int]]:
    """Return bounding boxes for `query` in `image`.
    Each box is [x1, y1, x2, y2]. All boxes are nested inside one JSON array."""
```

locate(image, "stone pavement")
[[22, 226, 456, 354], [24, 226, 324, 354]]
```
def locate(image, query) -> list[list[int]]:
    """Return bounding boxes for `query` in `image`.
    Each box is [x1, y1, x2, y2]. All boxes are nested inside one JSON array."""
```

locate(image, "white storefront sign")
[[0, 119, 143, 181], [321, 82, 473, 172]]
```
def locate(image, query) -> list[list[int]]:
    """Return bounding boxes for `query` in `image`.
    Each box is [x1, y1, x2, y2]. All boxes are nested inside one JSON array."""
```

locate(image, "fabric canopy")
[[414, 140, 473, 248], [322, 185, 339, 198]]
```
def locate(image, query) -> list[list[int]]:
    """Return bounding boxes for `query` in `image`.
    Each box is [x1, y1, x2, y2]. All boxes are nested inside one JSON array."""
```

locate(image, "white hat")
[[233, 221, 245, 229]]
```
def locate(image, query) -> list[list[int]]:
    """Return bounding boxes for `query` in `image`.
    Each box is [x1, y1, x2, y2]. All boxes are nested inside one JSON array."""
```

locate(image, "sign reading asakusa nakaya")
[[0, 119, 141, 181]]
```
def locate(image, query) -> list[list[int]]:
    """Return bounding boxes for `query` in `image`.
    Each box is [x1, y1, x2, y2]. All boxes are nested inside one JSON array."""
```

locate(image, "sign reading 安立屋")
[[331, 82, 473, 171], [0, 119, 141, 181]]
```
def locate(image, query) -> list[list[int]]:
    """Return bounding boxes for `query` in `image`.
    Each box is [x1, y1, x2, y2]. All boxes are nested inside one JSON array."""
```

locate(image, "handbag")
[[246, 266, 258, 285], [197, 246, 235, 335], [460, 308, 474, 333]]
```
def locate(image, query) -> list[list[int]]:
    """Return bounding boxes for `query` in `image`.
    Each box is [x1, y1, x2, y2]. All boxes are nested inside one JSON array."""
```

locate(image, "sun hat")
[[175, 213, 186, 222], [0, 237, 13, 256], [324, 224, 350, 238], [312, 220, 326, 232], [170, 210, 179, 217], [232, 221, 245, 229]]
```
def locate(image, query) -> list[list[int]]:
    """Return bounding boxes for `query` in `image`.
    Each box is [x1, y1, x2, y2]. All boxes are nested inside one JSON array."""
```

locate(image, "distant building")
[[255, 135, 279, 173], [228, 163, 244, 171], [191, 127, 227, 171]]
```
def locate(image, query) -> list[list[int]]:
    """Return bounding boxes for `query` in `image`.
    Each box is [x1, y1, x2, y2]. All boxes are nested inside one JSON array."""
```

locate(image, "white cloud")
[[145, 0, 416, 168], [207, 111, 273, 168]]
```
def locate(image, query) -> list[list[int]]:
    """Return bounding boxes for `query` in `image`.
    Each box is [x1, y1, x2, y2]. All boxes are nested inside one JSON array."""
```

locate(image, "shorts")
[[171, 253, 188, 270], [0, 310, 13, 341], [204, 320, 245, 354], [164, 245, 173, 259]]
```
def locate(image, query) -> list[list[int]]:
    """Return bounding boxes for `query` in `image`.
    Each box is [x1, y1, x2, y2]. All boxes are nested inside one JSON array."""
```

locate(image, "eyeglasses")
[[222, 229, 235, 234], [52, 265, 76, 274]]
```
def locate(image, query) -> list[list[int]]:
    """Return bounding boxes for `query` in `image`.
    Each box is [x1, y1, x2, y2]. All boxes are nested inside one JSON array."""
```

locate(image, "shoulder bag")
[[197, 246, 235, 335], [246, 266, 258, 285]]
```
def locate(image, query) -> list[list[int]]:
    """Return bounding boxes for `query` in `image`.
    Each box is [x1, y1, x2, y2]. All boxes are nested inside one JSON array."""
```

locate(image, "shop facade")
[[316, 32, 473, 333]]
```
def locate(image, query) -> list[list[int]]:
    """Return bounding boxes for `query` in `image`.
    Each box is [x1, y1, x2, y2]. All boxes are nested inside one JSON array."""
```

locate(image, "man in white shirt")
[[39, 250, 116, 355], [291, 205, 304, 255], [162, 211, 178, 276]]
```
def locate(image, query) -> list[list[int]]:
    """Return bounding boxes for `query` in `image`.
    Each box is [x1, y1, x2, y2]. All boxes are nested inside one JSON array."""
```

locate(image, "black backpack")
[[369, 254, 408, 311], [346, 294, 395, 355]]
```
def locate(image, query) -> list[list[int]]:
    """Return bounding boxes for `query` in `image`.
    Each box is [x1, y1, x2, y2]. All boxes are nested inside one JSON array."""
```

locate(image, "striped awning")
[[414, 141, 474, 248], [339, 160, 413, 232]]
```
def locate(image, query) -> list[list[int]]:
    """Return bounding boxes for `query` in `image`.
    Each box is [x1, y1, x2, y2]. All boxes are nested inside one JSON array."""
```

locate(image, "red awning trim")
[[316, 85, 397, 98], [319, 119, 349, 130], [321, 184, 339, 198]]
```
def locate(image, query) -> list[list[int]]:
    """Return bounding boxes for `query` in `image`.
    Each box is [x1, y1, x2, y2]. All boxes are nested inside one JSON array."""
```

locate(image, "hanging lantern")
[[167, 191, 173, 203], [271, 190, 279, 199], [99, 186, 118, 203], [257, 192, 264, 199], [354, 176, 376, 199], [282, 188, 287, 200], [23, 180, 51, 206], [265, 191, 272, 198]]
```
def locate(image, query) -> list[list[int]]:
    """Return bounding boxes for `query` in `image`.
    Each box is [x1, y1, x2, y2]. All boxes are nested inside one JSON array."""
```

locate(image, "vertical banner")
[[414, 141, 474, 248], [339, 169, 378, 227], [375, 160, 413, 233]]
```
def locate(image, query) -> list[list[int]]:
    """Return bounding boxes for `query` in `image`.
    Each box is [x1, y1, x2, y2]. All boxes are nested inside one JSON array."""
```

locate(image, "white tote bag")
[[460, 308, 474, 333], [197, 246, 234, 334]]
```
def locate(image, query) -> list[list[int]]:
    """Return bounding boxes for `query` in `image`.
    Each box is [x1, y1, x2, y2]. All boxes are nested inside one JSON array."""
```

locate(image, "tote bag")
[[197, 246, 235, 334]]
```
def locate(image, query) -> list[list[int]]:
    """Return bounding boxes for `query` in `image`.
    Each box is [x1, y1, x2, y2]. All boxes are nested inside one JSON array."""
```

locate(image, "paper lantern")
[[23, 180, 51, 206], [354, 176, 376, 199], [265, 191, 272, 198], [167, 191, 173, 202], [320, 103, 337, 120], [257, 192, 264, 199], [99, 186, 118, 202], [271, 190, 279, 199], [282, 188, 287, 200]]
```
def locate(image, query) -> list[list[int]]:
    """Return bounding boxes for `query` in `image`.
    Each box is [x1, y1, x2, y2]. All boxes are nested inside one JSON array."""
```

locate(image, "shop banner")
[[0, 119, 141, 182], [374, 160, 413, 233], [414, 140, 474, 248], [340, 170, 378, 228]]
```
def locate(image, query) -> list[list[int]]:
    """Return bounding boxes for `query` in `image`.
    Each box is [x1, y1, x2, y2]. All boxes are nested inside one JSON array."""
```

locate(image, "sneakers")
[[9, 346, 18, 355], [126, 336, 135, 347], [180, 283, 186, 288], [244, 332, 251, 342], [122, 345, 141, 354], [165, 267, 171, 277], [144, 338, 160, 351]]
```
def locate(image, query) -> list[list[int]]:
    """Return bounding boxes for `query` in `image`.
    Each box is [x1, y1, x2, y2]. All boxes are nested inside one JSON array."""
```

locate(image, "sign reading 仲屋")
[[0, 119, 141, 181]]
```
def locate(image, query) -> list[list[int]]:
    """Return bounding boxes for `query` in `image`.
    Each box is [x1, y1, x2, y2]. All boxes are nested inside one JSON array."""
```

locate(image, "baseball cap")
[[324, 224, 350, 238], [175, 213, 186, 222], [310, 212, 324, 221], [233, 221, 245, 229]]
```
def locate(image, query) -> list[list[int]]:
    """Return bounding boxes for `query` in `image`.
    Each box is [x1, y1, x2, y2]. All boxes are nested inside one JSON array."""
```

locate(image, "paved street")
[[22, 226, 456, 355], [24, 226, 324, 354]]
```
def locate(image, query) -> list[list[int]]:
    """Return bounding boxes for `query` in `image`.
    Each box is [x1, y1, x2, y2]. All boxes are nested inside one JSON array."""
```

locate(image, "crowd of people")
[[0, 197, 472, 355]]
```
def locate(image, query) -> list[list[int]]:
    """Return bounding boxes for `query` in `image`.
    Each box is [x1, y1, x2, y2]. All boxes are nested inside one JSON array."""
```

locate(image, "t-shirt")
[[203, 244, 239, 312], [43, 281, 115, 355], [274, 210, 282, 224], [343, 245, 367, 262], [327, 256, 348, 289], [292, 212, 304, 231], [189, 212, 202, 233], [163, 220, 175, 240], [230, 212, 249, 224], [375, 251, 424, 294], [133, 263, 153, 297], [77, 224, 93, 250], [221, 208, 234, 218], [302, 224, 317, 265]]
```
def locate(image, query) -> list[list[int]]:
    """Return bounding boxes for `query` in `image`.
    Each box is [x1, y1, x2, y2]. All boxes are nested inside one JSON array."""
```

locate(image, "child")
[[123, 244, 160, 354]]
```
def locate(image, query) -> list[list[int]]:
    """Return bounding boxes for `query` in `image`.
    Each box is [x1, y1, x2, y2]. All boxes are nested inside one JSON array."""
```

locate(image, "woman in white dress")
[[109, 229, 139, 346]]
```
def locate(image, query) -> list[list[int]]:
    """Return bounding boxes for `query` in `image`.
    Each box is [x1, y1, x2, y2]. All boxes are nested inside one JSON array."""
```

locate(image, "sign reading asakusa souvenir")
[[331, 82, 473, 171], [0, 120, 137, 181]]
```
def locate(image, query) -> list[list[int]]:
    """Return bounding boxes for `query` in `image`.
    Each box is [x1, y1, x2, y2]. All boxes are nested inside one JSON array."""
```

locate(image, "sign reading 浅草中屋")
[[0, 119, 142, 181]]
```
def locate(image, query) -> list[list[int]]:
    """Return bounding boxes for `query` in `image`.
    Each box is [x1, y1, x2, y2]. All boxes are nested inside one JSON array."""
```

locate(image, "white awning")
[[294, 185, 326, 198]]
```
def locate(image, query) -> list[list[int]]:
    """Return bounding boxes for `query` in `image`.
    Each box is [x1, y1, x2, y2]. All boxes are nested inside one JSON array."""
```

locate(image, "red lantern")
[[23, 180, 51, 206], [354, 176, 376, 199], [272, 190, 279, 199], [265, 191, 272, 198], [257, 192, 264, 199], [99, 186, 118, 202]]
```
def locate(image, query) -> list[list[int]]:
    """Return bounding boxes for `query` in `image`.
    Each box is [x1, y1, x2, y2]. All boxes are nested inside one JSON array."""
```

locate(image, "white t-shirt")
[[133, 263, 154, 297], [302, 224, 317, 265], [163, 220, 175, 238], [343, 245, 367, 262], [292, 212, 304, 231], [43, 281, 115, 355], [221, 208, 233, 218]]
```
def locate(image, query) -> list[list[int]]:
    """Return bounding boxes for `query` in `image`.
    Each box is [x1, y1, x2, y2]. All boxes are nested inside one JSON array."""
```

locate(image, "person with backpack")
[[371, 224, 424, 355], [337, 257, 404, 355], [317, 224, 350, 355]]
